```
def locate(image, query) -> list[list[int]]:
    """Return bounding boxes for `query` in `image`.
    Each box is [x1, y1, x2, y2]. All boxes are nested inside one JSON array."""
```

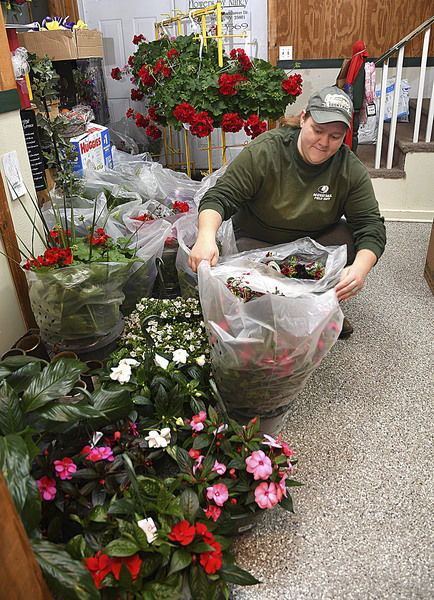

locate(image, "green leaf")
[[6, 360, 42, 394], [103, 538, 140, 557], [0, 381, 23, 434], [175, 446, 192, 473], [192, 435, 211, 450], [279, 493, 294, 512], [22, 359, 85, 413], [37, 403, 102, 423], [21, 477, 41, 535], [179, 488, 200, 522], [220, 564, 261, 585], [88, 505, 108, 522], [189, 563, 215, 600], [31, 538, 99, 600], [91, 387, 133, 421], [0, 433, 30, 513], [168, 549, 192, 576]]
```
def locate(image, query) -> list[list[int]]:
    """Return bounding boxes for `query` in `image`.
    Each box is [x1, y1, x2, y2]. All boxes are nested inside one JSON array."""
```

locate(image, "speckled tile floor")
[[230, 221, 434, 600]]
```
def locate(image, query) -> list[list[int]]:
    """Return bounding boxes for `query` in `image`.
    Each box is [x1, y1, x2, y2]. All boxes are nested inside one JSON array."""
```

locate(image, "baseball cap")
[[306, 86, 353, 128]]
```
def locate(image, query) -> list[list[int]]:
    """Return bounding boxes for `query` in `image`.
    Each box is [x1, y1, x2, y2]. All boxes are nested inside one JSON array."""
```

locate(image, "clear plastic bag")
[[192, 164, 228, 207], [175, 213, 238, 299], [25, 261, 132, 343], [197, 239, 345, 416]]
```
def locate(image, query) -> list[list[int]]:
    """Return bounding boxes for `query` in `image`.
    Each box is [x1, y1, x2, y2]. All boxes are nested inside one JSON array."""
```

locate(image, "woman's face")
[[297, 111, 347, 165]]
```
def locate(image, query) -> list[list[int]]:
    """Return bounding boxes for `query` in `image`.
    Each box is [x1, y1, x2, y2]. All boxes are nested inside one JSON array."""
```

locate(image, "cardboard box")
[[424, 221, 434, 294], [17, 29, 103, 61], [70, 123, 113, 175]]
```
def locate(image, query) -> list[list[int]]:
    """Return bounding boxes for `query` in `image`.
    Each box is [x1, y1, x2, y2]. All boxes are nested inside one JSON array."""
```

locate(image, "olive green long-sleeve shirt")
[[199, 126, 386, 259]]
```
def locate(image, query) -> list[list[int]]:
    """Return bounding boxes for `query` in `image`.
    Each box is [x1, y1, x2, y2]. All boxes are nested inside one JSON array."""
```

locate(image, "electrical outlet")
[[279, 46, 293, 61]]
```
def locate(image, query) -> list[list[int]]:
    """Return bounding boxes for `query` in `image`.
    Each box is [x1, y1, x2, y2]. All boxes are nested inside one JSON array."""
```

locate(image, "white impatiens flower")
[[196, 355, 206, 367], [110, 362, 133, 384], [160, 427, 171, 445], [154, 354, 169, 370], [145, 430, 170, 448], [109, 358, 140, 384], [172, 348, 188, 364], [137, 517, 157, 543]]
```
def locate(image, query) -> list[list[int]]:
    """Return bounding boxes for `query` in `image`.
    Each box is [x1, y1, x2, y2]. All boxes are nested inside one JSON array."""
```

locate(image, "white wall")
[[0, 109, 42, 355]]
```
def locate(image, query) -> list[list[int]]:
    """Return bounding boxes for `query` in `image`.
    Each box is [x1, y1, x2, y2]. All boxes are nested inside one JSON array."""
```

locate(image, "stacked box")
[[70, 123, 113, 174]]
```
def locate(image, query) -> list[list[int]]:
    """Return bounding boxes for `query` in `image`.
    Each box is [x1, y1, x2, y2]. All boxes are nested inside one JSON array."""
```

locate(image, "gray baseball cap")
[[306, 86, 353, 128]]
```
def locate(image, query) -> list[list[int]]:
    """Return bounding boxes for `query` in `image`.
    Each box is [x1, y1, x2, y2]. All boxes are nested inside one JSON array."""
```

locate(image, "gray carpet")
[[230, 221, 434, 600]]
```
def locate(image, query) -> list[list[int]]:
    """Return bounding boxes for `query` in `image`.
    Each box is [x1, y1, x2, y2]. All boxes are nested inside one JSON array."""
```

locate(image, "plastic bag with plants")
[[197, 239, 346, 419], [176, 212, 238, 299]]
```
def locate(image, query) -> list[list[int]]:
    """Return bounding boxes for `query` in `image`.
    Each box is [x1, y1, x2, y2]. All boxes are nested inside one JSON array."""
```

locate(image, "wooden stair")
[[356, 98, 434, 178]]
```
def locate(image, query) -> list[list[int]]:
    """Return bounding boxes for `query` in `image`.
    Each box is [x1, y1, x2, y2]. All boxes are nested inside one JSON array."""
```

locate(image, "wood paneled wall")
[[268, 0, 434, 64]]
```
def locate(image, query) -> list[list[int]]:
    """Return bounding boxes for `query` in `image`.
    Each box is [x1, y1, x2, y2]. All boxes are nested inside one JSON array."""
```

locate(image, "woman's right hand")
[[188, 237, 220, 273]]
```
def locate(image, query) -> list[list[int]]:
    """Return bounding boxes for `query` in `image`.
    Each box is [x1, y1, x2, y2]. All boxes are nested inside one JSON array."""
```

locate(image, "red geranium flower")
[[87, 228, 109, 246], [221, 112, 244, 133], [131, 88, 144, 101], [111, 67, 122, 80], [218, 72, 246, 96], [85, 551, 112, 589], [169, 520, 196, 546], [162, 66, 171, 77], [128, 55, 134, 67], [146, 124, 162, 139], [282, 73, 303, 96], [137, 65, 154, 87], [230, 48, 252, 72], [244, 114, 267, 139], [132, 34, 146, 45], [174, 102, 196, 123], [126, 108, 134, 118], [189, 111, 213, 138], [172, 200, 189, 213], [167, 48, 179, 59], [148, 105, 163, 122], [135, 112, 150, 128], [154, 59, 165, 75]]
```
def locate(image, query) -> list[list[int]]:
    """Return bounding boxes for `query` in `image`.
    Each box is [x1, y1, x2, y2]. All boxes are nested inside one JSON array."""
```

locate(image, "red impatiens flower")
[[230, 47, 252, 72], [132, 34, 146, 45], [174, 102, 196, 123], [135, 112, 150, 128], [137, 65, 154, 87], [218, 72, 246, 96], [110, 554, 142, 581], [126, 108, 134, 119], [146, 124, 162, 139], [111, 67, 122, 80], [85, 551, 112, 589], [148, 105, 163, 122], [195, 522, 214, 545], [282, 73, 303, 96], [169, 520, 196, 545], [203, 504, 222, 522], [199, 540, 223, 574], [244, 114, 267, 139], [221, 112, 244, 133], [189, 111, 214, 138], [167, 48, 179, 59], [131, 88, 144, 101]]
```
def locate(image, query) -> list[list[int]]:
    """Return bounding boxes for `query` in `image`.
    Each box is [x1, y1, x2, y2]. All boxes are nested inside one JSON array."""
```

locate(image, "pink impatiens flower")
[[277, 473, 288, 501], [190, 410, 207, 432], [37, 476, 57, 501], [53, 457, 77, 480], [82, 446, 114, 462], [254, 481, 279, 509], [203, 505, 222, 522], [206, 483, 229, 506], [212, 460, 226, 475], [192, 454, 205, 475], [245, 450, 273, 480]]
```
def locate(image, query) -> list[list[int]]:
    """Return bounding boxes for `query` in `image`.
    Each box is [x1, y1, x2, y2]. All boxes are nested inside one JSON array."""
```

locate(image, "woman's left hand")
[[334, 248, 378, 302]]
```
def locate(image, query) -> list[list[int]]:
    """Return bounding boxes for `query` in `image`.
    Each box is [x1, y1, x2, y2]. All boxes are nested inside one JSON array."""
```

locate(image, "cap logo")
[[318, 185, 329, 193], [323, 93, 352, 116]]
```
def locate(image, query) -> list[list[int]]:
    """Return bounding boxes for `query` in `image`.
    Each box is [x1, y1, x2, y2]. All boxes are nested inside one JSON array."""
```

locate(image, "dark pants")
[[235, 219, 356, 265]]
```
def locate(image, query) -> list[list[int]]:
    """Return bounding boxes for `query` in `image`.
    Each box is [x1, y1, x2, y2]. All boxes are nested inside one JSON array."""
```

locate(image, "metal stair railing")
[[374, 16, 434, 169]]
